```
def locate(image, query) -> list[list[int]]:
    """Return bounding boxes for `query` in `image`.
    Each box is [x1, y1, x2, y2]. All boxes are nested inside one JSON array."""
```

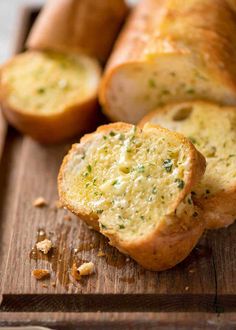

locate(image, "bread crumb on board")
[[33, 197, 48, 207], [32, 269, 50, 280], [97, 250, 106, 257], [36, 239, 52, 254], [78, 262, 95, 276], [71, 262, 95, 280], [63, 215, 72, 222]]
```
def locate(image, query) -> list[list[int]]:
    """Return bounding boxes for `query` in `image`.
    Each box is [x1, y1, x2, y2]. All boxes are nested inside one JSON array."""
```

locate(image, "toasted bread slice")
[[140, 101, 236, 229], [100, 0, 236, 123], [0, 51, 101, 143], [27, 0, 129, 64], [58, 123, 206, 271]]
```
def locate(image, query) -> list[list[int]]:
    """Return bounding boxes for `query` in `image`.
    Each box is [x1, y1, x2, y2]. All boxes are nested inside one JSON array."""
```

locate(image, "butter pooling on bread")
[[0, 51, 101, 143], [140, 101, 236, 229], [58, 123, 206, 271], [100, 0, 236, 123]]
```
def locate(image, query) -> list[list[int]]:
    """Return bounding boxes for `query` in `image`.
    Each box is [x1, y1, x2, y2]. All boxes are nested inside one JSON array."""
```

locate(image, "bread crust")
[[99, 0, 236, 121], [27, 0, 129, 63], [0, 52, 101, 144], [139, 100, 236, 230], [58, 123, 206, 271]]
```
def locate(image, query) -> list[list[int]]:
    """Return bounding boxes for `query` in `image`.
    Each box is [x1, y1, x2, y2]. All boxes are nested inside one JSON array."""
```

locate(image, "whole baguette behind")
[[100, 0, 236, 123], [58, 122, 206, 271], [139, 101, 236, 229], [27, 0, 129, 64]]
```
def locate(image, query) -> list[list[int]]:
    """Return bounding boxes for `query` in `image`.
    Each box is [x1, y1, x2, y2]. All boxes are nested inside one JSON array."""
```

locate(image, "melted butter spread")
[[2, 51, 100, 114], [63, 126, 192, 240]]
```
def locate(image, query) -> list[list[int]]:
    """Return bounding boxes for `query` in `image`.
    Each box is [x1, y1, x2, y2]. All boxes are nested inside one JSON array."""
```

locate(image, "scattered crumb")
[[33, 197, 48, 207], [97, 250, 105, 257], [185, 286, 189, 291], [78, 262, 95, 276], [32, 269, 50, 280], [74, 248, 78, 253], [71, 262, 81, 281], [126, 257, 130, 262], [42, 284, 48, 288], [51, 282, 56, 288], [54, 200, 63, 209], [36, 239, 52, 254], [189, 268, 195, 273], [38, 229, 46, 237], [63, 215, 72, 222]]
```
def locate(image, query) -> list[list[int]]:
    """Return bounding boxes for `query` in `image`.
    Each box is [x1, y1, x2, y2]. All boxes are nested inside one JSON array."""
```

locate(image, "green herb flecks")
[[37, 87, 45, 94], [152, 187, 157, 194], [163, 159, 173, 173], [175, 178, 185, 189], [137, 165, 145, 173], [148, 78, 156, 88]]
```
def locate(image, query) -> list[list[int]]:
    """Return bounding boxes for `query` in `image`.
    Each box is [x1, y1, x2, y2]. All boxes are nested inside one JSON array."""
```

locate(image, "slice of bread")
[[140, 101, 236, 229], [27, 0, 129, 64], [100, 0, 236, 123], [0, 51, 101, 143], [58, 122, 206, 271]]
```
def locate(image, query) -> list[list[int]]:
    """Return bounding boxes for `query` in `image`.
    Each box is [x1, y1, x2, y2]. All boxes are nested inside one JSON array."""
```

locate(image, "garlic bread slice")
[[140, 101, 236, 229], [58, 123, 206, 271], [0, 51, 101, 143]]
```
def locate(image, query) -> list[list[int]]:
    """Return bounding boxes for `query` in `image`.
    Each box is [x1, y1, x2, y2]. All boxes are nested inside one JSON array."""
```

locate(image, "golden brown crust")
[[0, 52, 101, 144], [99, 0, 236, 120], [27, 0, 129, 63], [139, 100, 236, 230], [58, 122, 206, 271]]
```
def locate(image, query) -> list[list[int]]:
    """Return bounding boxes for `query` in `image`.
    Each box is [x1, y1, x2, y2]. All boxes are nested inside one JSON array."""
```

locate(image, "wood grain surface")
[[0, 4, 236, 329]]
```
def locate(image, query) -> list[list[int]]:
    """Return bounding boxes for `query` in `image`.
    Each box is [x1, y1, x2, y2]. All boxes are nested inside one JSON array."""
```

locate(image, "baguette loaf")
[[58, 122, 206, 271], [100, 0, 236, 123], [27, 0, 129, 64], [140, 101, 236, 229], [0, 51, 101, 143]]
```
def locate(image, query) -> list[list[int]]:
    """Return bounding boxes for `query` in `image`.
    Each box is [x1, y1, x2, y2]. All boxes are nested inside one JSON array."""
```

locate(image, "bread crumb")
[[97, 250, 105, 257], [126, 257, 130, 262], [33, 197, 48, 207], [185, 286, 189, 291], [38, 229, 46, 237], [36, 239, 52, 254], [189, 268, 195, 273], [64, 215, 72, 222], [78, 262, 95, 276], [51, 282, 56, 288], [71, 262, 81, 281], [32, 269, 50, 280], [42, 284, 48, 288], [55, 200, 63, 209]]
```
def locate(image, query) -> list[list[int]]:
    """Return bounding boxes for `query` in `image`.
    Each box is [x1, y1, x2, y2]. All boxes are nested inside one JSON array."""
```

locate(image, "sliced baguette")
[[100, 0, 236, 123], [27, 0, 129, 64], [58, 122, 206, 271], [140, 101, 236, 229], [0, 51, 101, 143]]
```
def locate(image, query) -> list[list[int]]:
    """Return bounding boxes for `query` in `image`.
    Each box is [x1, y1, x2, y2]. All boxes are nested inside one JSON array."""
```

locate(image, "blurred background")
[[0, 0, 138, 63]]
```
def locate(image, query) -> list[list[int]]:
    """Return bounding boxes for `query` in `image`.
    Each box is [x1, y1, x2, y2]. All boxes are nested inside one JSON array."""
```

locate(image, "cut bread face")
[[58, 123, 206, 271], [140, 101, 236, 229], [0, 51, 101, 143], [100, 0, 236, 123]]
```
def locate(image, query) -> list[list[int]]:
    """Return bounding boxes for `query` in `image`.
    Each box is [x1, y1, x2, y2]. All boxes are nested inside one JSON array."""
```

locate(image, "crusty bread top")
[[0, 51, 101, 116], [58, 122, 206, 242], [140, 101, 236, 199]]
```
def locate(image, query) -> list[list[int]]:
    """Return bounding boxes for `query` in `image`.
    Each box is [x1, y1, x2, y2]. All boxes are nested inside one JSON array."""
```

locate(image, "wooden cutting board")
[[0, 5, 236, 329]]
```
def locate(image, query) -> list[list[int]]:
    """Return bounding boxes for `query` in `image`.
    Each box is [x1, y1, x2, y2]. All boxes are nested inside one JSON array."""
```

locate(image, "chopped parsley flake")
[[37, 87, 45, 94], [119, 224, 125, 229], [148, 78, 156, 88], [188, 136, 197, 144], [97, 210, 104, 214], [175, 178, 185, 189], [152, 187, 157, 194], [101, 223, 107, 229], [137, 165, 145, 173], [103, 136, 107, 140], [87, 165, 92, 173], [109, 131, 116, 137], [112, 180, 118, 186], [163, 159, 173, 172], [140, 216, 145, 220], [186, 89, 195, 94]]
